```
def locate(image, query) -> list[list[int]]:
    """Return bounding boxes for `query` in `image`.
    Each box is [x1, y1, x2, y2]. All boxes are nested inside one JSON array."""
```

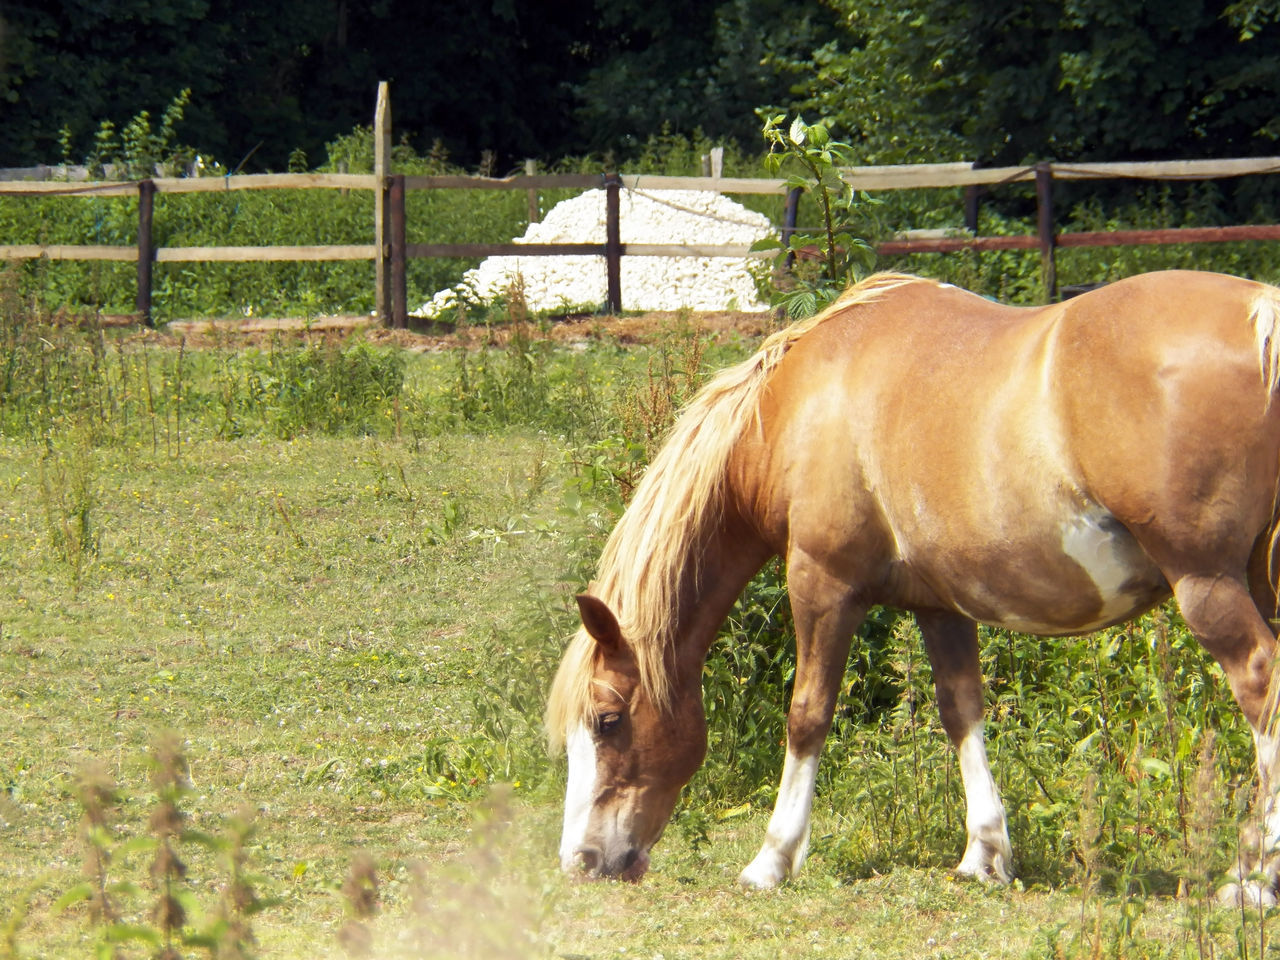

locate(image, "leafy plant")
[[37, 422, 98, 591], [50, 741, 275, 960], [67, 89, 195, 180], [753, 114, 879, 317]]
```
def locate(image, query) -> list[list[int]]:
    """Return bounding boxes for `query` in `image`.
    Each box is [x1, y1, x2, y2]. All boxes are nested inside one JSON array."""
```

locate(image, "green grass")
[[1, 426, 574, 954], [4, 312, 1280, 959]]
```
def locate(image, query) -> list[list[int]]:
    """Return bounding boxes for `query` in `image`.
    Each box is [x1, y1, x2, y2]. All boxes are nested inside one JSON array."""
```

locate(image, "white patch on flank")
[[1060, 509, 1139, 629], [559, 724, 598, 872], [739, 750, 820, 888]]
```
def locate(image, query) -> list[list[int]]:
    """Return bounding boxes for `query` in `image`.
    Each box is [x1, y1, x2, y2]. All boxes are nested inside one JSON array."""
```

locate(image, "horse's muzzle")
[[568, 844, 650, 882]]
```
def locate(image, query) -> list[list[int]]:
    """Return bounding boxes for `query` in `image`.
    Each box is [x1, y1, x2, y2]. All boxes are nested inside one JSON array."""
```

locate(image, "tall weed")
[[235, 339, 405, 439], [37, 422, 97, 590], [44, 742, 275, 960]]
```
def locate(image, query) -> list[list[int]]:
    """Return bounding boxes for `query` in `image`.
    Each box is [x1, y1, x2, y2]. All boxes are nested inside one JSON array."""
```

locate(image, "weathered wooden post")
[[374, 82, 392, 325], [526, 159, 540, 223], [782, 186, 801, 269], [136, 179, 156, 326], [1035, 162, 1057, 301], [963, 162, 982, 233], [389, 173, 407, 329], [604, 173, 622, 314]]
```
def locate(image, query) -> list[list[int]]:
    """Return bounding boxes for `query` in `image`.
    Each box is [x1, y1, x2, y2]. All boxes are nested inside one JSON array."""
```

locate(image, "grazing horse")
[[545, 271, 1280, 903]]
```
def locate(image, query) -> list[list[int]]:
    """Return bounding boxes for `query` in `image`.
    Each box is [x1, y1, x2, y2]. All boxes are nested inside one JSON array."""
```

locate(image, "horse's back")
[[737, 271, 1280, 633]]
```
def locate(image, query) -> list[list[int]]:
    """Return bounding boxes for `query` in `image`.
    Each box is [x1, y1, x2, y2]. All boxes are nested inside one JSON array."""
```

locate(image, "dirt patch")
[[160, 310, 776, 352]]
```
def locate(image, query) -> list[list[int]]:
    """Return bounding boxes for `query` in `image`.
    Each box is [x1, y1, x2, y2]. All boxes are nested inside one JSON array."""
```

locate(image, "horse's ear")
[[577, 594, 624, 650]]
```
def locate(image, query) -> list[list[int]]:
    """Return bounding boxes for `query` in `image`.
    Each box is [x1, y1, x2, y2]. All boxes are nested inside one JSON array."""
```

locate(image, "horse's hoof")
[[953, 863, 1012, 886], [954, 843, 1013, 885], [738, 854, 788, 890]]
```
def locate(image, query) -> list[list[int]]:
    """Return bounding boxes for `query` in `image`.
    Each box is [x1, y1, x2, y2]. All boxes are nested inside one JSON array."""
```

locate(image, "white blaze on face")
[[559, 723, 598, 872]]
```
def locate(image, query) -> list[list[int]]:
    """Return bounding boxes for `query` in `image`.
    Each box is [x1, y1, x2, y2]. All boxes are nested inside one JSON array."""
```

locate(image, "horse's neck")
[[670, 511, 772, 675]]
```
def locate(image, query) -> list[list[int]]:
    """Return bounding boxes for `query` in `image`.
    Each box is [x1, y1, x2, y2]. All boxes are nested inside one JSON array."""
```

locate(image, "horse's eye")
[[597, 712, 623, 736]]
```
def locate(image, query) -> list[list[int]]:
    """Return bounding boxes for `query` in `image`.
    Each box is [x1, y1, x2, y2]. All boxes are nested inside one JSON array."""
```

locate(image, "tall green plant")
[[753, 114, 878, 318], [67, 89, 195, 180]]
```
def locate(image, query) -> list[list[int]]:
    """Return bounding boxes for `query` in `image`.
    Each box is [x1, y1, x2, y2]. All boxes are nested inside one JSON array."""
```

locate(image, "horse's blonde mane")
[[545, 272, 920, 749]]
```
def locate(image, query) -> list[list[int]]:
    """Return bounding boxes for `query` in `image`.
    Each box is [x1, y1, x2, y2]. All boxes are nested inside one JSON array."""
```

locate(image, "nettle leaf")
[[818, 170, 847, 192], [750, 236, 783, 252], [52, 882, 95, 914], [103, 924, 162, 946], [1139, 757, 1172, 780], [788, 116, 807, 145]]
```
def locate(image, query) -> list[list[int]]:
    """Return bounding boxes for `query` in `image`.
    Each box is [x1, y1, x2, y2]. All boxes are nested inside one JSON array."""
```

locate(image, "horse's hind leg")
[[1171, 572, 1280, 906], [916, 611, 1013, 883]]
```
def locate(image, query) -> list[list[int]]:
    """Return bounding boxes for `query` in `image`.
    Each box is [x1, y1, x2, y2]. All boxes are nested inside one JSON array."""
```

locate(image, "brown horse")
[[546, 271, 1280, 903]]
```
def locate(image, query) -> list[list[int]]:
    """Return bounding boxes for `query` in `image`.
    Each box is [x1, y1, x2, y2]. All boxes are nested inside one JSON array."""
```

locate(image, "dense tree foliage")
[[1, 1, 1278, 173], [569, 0, 836, 153], [790, 0, 1280, 165], [0, 0, 835, 172]]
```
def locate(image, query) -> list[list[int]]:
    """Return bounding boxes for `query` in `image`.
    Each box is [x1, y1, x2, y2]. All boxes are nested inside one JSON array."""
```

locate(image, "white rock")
[[415, 188, 774, 317]]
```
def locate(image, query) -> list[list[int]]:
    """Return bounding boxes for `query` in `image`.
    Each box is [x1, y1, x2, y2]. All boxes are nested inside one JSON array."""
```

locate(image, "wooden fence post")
[[136, 179, 156, 326], [964, 161, 983, 233], [782, 186, 801, 269], [526, 159, 539, 223], [374, 82, 392, 325], [604, 173, 622, 314], [1035, 162, 1057, 301], [389, 173, 407, 329]]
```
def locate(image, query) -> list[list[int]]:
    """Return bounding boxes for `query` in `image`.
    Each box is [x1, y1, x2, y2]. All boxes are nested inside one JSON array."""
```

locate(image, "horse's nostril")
[[574, 845, 602, 874], [621, 848, 639, 871]]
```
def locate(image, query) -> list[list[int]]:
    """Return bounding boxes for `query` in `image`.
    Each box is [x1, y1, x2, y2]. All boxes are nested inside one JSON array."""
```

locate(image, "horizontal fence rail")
[[5, 156, 1280, 321]]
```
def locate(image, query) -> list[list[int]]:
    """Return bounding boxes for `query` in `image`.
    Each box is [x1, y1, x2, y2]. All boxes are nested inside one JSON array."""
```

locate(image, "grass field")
[[4, 305, 1280, 959]]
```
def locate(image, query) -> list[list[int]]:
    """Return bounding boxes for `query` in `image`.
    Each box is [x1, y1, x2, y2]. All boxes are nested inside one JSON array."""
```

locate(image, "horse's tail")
[[1251, 282, 1280, 402], [1251, 282, 1280, 625], [545, 273, 917, 748]]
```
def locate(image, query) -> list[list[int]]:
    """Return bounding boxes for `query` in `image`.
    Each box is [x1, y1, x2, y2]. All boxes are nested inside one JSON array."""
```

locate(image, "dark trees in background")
[[2, 1, 1279, 174], [794, 0, 1280, 166], [0, 0, 834, 171]]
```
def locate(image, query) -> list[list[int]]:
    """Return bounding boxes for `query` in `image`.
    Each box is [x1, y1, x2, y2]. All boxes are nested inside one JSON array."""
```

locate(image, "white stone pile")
[[415, 188, 775, 317]]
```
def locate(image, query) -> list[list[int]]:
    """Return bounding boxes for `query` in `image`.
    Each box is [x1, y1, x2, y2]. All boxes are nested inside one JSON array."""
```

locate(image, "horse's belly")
[[922, 507, 1170, 635]]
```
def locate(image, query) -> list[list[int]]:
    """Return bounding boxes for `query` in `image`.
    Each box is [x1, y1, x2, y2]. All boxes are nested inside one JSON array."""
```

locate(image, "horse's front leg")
[[739, 558, 866, 889], [916, 611, 1013, 883]]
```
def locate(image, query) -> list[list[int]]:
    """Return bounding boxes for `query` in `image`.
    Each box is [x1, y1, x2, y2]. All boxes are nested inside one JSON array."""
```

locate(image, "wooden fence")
[[5, 84, 1280, 321]]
